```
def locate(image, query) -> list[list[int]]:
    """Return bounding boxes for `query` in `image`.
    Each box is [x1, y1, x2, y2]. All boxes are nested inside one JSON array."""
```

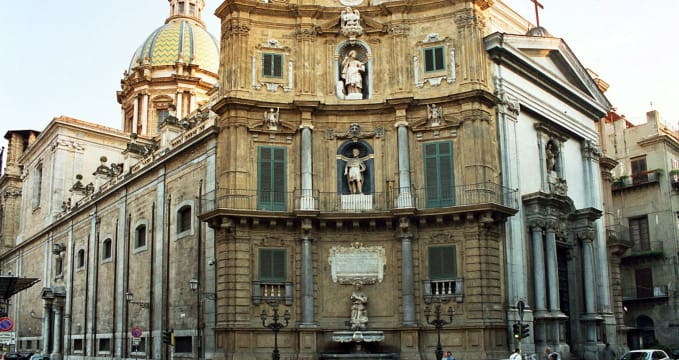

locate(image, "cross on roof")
[[530, 0, 544, 28]]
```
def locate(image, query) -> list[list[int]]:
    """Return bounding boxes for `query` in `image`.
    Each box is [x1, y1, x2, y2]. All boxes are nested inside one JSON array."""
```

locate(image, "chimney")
[[647, 110, 660, 125]]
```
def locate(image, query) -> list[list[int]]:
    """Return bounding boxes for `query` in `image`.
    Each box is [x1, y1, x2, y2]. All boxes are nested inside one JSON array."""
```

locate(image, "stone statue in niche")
[[340, 50, 366, 99], [350, 283, 368, 330], [427, 104, 443, 126], [264, 107, 280, 130], [344, 148, 367, 194], [546, 142, 558, 173]]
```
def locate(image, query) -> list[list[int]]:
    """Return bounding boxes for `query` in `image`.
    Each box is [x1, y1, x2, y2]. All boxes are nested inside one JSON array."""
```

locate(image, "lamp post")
[[190, 278, 216, 360], [424, 298, 454, 360], [260, 301, 291, 360]]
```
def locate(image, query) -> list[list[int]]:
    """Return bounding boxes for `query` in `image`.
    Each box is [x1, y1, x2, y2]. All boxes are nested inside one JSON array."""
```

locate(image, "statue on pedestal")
[[350, 283, 368, 330]]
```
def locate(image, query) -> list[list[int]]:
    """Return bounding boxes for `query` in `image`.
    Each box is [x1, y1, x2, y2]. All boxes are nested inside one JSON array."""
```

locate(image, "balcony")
[[621, 240, 664, 264], [423, 278, 464, 303], [199, 182, 518, 218], [622, 284, 669, 306], [612, 170, 661, 192], [252, 281, 293, 305]]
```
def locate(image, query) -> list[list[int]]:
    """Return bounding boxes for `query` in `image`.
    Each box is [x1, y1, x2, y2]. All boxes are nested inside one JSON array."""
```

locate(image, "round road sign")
[[131, 326, 143, 338], [0, 317, 14, 332]]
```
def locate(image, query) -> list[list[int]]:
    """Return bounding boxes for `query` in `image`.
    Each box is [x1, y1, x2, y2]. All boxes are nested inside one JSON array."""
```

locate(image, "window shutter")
[[273, 54, 283, 77], [424, 48, 434, 72], [263, 54, 273, 77], [260, 248, 286, 281], [434, 47, 444, 70], [258, 147, 287, 210], [429, 246, 457, 280], [424, 142, 454, 207]]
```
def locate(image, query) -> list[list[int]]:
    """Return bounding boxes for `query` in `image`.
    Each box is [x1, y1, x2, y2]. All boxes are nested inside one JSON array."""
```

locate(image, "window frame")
[[262, 53, 284, 78], [177, 205, 192, 234], [423, 141, 455, 208], [101, 238, 113, 263], [629, 215, 650, 251], [428, 245, 457, 280], [77, 248, 85, 270], [134, 224, 147, 250], [423, 46, 446, 73], [257, 146, 287, 211], [259, 248, 287, 282]]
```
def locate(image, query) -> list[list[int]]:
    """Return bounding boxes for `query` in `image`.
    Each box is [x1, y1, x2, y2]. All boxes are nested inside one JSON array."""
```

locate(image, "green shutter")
[[428, 246, 457, 280], [273, 54, 283, 77], [424, 142, 455, 208], [258, 146, 287, 210], [424, 46, 445, 72], [263, 53, 283, 78], [260, 248, 286, 281]]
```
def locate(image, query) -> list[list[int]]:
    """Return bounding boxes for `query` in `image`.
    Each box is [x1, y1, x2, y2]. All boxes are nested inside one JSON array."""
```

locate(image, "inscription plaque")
[[328, 242, 386, 284]]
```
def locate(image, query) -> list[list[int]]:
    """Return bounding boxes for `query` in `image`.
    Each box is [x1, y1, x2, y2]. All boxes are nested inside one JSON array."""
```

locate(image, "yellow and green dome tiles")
[[129, 19, 219, 74]]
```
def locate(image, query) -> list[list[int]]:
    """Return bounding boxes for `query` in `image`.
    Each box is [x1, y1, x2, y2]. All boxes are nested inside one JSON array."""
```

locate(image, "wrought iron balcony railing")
[[200, 182, 518, 215]]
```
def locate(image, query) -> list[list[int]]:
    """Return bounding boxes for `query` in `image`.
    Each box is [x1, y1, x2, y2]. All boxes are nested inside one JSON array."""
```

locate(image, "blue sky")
[[1, 0, 677, 152]]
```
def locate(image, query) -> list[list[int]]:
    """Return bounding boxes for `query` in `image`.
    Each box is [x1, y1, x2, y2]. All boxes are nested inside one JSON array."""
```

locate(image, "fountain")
[[320, 283, 397, 360]]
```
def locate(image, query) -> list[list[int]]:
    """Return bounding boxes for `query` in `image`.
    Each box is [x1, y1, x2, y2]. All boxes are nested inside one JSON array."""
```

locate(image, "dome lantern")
[[167, 0, 206, 26]]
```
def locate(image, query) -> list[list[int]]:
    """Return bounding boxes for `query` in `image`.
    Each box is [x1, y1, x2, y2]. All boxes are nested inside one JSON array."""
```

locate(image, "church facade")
[[0, 1, 624, 360]]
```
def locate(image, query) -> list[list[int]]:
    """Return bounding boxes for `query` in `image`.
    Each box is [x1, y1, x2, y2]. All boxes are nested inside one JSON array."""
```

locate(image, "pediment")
[[485, 33, 610, 111]]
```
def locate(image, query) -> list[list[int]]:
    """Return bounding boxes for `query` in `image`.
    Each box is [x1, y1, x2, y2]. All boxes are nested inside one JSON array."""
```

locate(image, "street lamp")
[[260, 301, 291, 360], [424, 298, 454, 360], [189, 278, 216, 300]]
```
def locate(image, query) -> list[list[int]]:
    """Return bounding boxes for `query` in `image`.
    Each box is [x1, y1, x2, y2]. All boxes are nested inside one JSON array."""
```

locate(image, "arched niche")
[[335, 41, 372, 100], [336, 141, 374, 194]]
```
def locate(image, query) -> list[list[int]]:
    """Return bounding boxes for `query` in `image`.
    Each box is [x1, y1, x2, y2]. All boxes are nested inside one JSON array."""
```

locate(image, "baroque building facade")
[[0, 0, 624, 360]]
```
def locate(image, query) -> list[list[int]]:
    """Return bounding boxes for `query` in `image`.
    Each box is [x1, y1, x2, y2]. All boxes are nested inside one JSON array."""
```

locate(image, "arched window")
[[77, 249, 85, 269], [102, 239, 112, 261], [135, 225, 147, 249], [177, 205, 192, 233]]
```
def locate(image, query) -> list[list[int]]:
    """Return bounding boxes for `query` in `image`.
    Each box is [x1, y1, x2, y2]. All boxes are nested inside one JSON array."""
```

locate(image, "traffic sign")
[[0, 318, 14, 332], [0, 331, 15, 344], [131, 327, 143, 338], [131, 338, 141, 345]]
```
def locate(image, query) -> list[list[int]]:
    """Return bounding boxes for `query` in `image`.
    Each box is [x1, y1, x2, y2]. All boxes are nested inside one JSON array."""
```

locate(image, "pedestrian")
[[510, 348, 521, 360], [443, 351, 455, 360]]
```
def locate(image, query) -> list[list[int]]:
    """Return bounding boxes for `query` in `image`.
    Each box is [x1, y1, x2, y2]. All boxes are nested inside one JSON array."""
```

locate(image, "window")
[[262, 53, 283, 78], [631, 156, 647, 181], [55, 255, 63, 277], [423, 141, 455, 208], [259, 248, 286, 282], [428, 245, 457, 280], [77, 249, 85, 269], [635, 268, 653, 298], [189, 3, 196, 16], [73, 339, 83, 352], [135, 225, 147, 249], [32, 163, 43, 209], [629, 216, 650, 251], [177, 205, 192, 233], [177, 1, 185, 14], [257, 147, 287, 211], [157, 109, 169, 125], [102, 239, 112, 261], [98, 338, 111, 353], [174, 336, 193, 353], [424, 46, 445, 72]]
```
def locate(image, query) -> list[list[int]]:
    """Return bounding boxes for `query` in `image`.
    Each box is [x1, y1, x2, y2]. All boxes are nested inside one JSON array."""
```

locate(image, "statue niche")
[[337, 141, 373, 195], [336, 44, 369, 100]]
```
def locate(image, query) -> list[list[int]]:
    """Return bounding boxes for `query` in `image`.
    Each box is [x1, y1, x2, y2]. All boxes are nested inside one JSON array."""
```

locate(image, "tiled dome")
[[129, 18, 219, 74]]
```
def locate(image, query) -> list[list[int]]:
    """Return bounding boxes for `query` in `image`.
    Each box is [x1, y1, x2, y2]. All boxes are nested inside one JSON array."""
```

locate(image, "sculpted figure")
[[344, 148, 366, 194], [350, 283, 368, 330], [341, 50, 365, 97], [427, 104, 443, 126], [546, 142, 557, 172], [264, 107, 280, 130]]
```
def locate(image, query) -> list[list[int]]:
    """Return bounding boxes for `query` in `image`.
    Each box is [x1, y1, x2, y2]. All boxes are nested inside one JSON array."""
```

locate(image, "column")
[[300, 126, 314, 210], [176, 91, 184, 119], [396, 116, 413, 208], [42, 300, 53, 355], [531, 222, 546, 312], [300, 232, 315, 326], [545, 223, 559, 313], [52, 298, 64, 360], [132, 95, 139, 135], [581, 233, 596, 314], [400, 228, 416, 325], [140, 93, 149, 135]]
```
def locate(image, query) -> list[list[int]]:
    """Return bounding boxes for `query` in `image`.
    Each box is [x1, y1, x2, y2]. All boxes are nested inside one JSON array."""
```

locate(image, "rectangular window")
[[135, 225, 147, 249], [428, 245, 457, 280], [157, 109, 169, 125], [423, 141, 455, 208], [424, 46, 445, 72], [102, 239, 112, 261], [98, 338, 111, 353], [629, 216, 650, 251], [174, 336, 193, 353], [635, 268, 653, 298], [631, 156, 647, 177], [178, 206, 192, 233], [73, 339, 83, 352], [257, 147, 287, 211], [262, 53, 283, 78], [259, 248, 286, 282], [32, 164, 43, 209]]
